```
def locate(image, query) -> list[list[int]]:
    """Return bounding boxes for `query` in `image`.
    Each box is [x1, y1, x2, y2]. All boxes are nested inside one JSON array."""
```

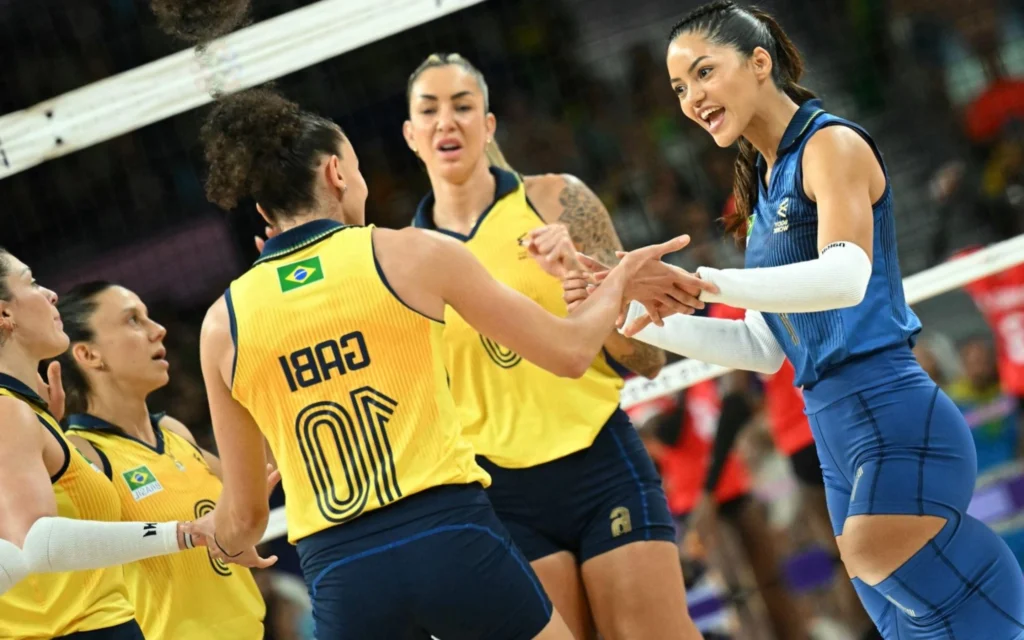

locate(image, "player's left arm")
[[526, 174, 667, 379], [696, 126, 881, 313], [158, 416, 223, 479], [199, 297, 272, 554]]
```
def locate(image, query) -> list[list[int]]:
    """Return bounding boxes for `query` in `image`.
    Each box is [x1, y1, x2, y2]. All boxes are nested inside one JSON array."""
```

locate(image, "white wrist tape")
[[22, 517, 180, 574], [622, 302, 785, 374], [0, 538, 27, 595], [697, 241, 872, 313]]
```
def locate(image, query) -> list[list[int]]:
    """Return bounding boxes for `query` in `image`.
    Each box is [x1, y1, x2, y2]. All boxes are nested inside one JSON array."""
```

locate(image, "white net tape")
[[0, 0, 487, 180]]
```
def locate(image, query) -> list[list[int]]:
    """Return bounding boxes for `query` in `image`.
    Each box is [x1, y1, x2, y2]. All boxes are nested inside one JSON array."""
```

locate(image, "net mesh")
[[5, 0, 1024, 635]]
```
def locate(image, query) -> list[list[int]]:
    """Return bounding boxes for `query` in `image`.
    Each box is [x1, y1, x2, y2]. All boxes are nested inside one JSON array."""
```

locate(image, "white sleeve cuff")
[[697, 241, 872, 313], [621, 302, 785, 374], [21, 517, 181, 574], [0, 538, 26, 595]]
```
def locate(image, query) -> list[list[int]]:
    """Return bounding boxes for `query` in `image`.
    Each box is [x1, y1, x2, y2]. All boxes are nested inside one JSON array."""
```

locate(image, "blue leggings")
[[808, 378, 1024, 639]]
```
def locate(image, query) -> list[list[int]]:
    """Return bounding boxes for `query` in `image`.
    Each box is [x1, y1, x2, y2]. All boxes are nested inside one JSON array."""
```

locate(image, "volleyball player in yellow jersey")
[[0, 250, 267, 640], [404, 53, 709, 640], [190, 88, 684, 640], [45, 281, 267, 639]]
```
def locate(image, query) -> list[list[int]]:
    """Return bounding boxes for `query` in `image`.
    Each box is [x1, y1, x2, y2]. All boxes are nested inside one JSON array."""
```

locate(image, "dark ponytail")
[[53, 281, 116, 417], [668, 2, 817, 242]]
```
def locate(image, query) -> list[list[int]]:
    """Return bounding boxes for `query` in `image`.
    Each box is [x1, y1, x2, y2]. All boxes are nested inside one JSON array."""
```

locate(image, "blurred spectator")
[[955, 246, 1024, 401], [948, 338, 1021, 472], [630, 380, 807, 640]]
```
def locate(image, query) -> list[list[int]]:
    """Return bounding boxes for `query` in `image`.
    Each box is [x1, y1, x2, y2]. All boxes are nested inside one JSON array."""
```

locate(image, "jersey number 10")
[[295, 387, 401, 523]]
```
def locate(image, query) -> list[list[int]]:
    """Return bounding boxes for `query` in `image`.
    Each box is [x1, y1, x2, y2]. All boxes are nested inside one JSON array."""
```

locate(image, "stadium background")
[[4, 0, 1024, 637]]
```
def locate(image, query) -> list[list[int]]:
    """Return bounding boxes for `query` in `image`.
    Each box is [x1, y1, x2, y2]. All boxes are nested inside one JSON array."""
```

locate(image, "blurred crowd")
[[7, 0, 1024, 637]]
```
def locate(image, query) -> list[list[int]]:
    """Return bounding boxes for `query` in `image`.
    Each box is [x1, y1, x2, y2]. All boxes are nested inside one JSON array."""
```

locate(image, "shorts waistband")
[[803, 344, 929, 413], [297, 483, 488, 550]]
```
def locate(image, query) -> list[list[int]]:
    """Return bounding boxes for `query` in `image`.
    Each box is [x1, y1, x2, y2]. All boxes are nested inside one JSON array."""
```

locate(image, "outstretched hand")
[[577, 236, 719, 329]]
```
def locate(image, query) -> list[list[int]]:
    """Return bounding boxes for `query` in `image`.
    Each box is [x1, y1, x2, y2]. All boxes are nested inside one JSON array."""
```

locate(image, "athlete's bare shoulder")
[[0, 395, 47, 460], [200, 295, 234, 386], [201, 295, 230, 341], [0, 395, 43, 436], [370, 227, 453, 321], [803, 125, 884, 204], [158, 415, 198, 446], [372, 226, 456, 266]]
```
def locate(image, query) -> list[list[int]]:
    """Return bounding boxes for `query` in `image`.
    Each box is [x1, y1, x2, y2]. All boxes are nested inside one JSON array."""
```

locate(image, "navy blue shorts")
[[297, 484, 552, 640], [478, 408, 676, 563], [59, 621, 145, 639], [804, 351, 977, 536]]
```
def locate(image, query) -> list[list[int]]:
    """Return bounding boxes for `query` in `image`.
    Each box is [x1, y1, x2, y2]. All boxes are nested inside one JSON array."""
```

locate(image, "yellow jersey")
[[68, 412, 265, 639], [0, 374, 135, 640], [228, 219, 489, 544], [412, 168, 624, 468]]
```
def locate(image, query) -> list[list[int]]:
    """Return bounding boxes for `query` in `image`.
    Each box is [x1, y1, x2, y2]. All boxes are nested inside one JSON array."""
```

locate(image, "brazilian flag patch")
[[122, 465, 163, 501], [747, 214, 757, 239], [277, 256, 324, 293]]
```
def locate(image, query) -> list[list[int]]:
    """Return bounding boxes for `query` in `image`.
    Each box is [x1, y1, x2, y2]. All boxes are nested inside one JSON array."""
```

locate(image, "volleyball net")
[[4, 0, 1024, 574]]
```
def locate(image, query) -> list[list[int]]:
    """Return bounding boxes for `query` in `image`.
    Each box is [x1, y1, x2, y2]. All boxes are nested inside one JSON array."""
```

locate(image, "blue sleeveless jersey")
[[744, 99, 921, 391]]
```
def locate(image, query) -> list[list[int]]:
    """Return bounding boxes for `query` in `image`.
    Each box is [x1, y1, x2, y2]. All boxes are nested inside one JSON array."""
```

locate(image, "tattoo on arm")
[[608, 333, 667, 379], [555, 176, 666, 378], [557, 177, 623, 267]]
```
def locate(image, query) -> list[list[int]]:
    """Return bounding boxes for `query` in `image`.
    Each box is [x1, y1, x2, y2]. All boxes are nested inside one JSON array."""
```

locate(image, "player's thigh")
[[819, 383, 977, 523], [411, 515, 554, 640], [574, 411, 677, 563], [580, 540, 699, 640], [572, 413, 692, 638], [530, 551, 594, 640]]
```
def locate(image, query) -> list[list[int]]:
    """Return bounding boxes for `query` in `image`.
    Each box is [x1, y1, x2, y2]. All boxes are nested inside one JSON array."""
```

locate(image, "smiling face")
[[404, 64, 496, 184], [666, 32, 773, 148], [0, 253, 69, 360]]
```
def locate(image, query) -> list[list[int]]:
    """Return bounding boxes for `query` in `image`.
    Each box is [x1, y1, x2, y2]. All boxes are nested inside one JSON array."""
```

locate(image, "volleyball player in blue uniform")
[[563, 2, 1024, 637]]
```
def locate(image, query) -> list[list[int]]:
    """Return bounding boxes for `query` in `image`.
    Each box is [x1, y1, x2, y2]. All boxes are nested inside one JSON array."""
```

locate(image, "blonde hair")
[[407, 53, 515, 173]]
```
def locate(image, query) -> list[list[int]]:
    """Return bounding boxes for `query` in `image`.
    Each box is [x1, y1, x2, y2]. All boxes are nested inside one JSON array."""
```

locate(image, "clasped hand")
[[182, 464, 281, 570], [554, 236, 719, 334]]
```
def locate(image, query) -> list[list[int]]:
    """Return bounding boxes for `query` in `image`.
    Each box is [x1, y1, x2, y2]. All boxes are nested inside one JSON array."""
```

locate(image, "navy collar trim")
[[412, 167, 520, 241], [758, 98, 826, 172], [255, 219, 351, 265], [0, 372, 47, 410], [66, 412, 167, 455]]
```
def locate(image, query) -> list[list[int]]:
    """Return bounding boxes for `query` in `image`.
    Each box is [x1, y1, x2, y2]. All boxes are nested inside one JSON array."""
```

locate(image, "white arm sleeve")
[[622, 302, 785, 374], [0, 538, 27, 595], [696, 241, 872, 313], [21, 517, 183, 574]]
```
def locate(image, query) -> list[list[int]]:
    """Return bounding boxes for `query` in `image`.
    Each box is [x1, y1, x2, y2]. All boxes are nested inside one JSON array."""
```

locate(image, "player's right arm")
[[563, 276, 785, 374], [373, 228, 685, 378], [0, 396, 199, 584]]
